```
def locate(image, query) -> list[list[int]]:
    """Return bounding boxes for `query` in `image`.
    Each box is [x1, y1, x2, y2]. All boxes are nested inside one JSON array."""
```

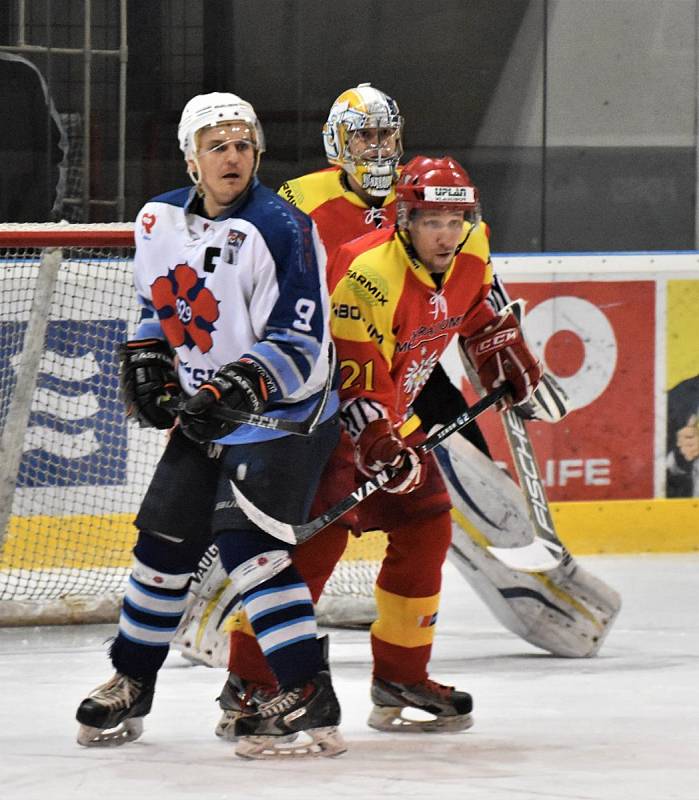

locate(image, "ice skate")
[[214, 672, 280, 741], [368, 676, 473, 733], [76, 672, 155, 747], [233, 670, 346, 759]]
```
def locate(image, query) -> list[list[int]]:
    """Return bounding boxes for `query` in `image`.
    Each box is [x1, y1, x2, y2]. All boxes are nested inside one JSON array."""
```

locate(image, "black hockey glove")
[[179, 360, 270, 444], [118, 338, 181, 429]]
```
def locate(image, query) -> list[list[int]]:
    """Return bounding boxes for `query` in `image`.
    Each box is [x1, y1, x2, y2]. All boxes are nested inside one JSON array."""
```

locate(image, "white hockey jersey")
[[132, 179, 337, 443]]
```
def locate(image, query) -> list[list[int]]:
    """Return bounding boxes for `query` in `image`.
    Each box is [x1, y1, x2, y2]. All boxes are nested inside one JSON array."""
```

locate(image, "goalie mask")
[[322, 83, 403, 197], [395, 155, 481, 229], [178, 92, 266, 188]]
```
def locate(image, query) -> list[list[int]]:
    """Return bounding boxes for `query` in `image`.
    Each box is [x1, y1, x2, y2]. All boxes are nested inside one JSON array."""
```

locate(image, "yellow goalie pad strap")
[[223, 607, 253, 635], [371, 585, 440, 648]]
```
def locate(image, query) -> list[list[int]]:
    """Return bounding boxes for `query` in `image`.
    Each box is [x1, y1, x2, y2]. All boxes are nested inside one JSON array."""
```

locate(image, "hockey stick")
[[162, 342, 336, 436], [492, 408, 566, 570], [230, 383, 509, 545], [457, 300, 566, 571]]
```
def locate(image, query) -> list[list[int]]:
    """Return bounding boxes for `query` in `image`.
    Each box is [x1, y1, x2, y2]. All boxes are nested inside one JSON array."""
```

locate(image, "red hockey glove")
[[464, 309, 543, 405], [354, 418, 425, 494]]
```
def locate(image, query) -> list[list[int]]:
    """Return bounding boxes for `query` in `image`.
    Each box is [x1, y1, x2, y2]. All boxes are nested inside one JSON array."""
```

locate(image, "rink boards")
[[1, 497, 697, 572], [2, 249, 698, 573]]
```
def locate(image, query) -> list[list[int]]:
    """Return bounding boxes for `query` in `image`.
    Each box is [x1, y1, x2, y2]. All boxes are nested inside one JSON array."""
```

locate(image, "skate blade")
[[77, 717, 144, 747], [367, 705, 474, 733], [235, 726, 346, 759]]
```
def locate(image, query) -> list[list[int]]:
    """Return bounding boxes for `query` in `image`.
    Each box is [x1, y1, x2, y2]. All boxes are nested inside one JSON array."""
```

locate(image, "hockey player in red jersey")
[[277, 83, 505, 451], [318, 156, 542, 730]]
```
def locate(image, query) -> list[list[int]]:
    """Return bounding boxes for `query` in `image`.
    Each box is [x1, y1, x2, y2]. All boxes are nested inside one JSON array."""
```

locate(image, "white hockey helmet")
[[177, 92, 266, 159], [322, 83, 403, 197]]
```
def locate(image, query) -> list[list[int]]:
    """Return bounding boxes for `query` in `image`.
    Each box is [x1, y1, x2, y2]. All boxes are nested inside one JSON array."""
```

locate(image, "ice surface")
[[1, 554, 697, 800]]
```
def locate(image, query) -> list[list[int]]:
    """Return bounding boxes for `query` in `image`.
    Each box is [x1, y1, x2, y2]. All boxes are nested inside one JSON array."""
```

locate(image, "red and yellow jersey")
[[278, 167, 396, 284], [330, 224, 496, 424]]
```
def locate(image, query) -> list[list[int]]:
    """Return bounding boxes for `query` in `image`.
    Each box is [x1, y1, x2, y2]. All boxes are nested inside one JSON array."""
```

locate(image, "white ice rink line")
[[0, 553, 697, 800]]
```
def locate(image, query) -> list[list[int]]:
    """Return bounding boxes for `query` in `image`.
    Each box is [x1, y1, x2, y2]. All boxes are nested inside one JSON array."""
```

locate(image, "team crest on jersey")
[[151, 263, 220, 353], [403, 346, 439, 404], [222, 229, 247, 265]]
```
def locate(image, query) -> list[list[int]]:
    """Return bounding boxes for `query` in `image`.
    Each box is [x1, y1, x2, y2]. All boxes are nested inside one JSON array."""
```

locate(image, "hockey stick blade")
[[231, 384, 509, 545], [487, 538, 563, 572], [161, 342, 336, 437]]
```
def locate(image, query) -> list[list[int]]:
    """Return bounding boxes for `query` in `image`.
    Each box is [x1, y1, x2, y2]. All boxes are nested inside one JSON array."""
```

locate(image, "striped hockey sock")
[[241, 566, 324, 688], [111, 557, 191, 678]]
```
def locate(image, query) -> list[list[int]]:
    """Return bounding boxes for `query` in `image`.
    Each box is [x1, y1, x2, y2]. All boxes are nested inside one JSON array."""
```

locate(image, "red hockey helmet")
[[396, 155, 480, 228]]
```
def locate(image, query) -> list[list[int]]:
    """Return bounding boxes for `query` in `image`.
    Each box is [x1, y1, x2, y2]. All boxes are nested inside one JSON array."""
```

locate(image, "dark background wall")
[[1, 0, 696, 252]]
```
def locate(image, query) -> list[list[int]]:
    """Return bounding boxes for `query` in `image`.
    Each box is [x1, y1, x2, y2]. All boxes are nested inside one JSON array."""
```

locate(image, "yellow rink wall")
[[340, 499, 699, 558], [2, 513, 136, 570], [3, 498, 697, 570], [550, 498, 699, 554]]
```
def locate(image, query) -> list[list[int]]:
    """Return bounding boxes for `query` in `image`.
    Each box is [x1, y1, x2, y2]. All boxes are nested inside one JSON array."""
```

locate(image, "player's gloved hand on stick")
[[118, 338, 181, 429], [464, 309, 543, 406], [513, 372, 569, 423], [355, 418, 425, 494], [179, 360, 269, 444]]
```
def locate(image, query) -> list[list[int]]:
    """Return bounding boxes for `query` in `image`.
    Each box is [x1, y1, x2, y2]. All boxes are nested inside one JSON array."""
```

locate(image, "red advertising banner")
[[458, 280, 656, 501]]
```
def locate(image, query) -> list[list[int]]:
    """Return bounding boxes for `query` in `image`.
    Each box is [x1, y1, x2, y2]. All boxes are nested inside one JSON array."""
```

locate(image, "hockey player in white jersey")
[[75, 92, 345, 758]]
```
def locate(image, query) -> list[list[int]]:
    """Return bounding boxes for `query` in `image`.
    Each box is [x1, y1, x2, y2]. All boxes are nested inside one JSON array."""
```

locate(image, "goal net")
[[0, 223, 381, 627]]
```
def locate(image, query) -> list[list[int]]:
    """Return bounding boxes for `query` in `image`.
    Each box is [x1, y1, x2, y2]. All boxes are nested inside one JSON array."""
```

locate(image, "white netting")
[[0, 224, 379, 626]]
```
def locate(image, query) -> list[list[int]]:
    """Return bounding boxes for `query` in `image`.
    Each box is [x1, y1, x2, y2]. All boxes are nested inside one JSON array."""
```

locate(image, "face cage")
[[338, 124, 403, 196], [340, 121, 402, 165]]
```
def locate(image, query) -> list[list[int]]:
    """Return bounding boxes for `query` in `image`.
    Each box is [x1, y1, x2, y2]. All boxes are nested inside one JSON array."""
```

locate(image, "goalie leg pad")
[[170, 544, 291, 668], [433, 432, 535, 549], [171, 545, 232, 668], [449, 530, 621, 657], [436, 434, 621, 657]]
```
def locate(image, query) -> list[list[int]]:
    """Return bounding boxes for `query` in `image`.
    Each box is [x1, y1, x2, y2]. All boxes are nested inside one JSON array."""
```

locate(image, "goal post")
[[0, 223, 381, 627]]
